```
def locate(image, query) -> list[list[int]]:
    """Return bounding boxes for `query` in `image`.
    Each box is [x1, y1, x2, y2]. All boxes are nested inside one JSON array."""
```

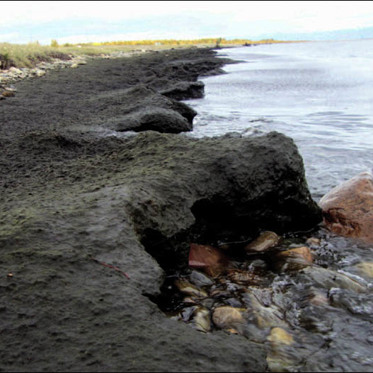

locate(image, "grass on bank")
[[0, 38, 289, 69]]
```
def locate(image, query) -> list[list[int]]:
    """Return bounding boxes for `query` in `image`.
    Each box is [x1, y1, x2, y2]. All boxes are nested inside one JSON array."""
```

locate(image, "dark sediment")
[[0, 48, 321, 371]]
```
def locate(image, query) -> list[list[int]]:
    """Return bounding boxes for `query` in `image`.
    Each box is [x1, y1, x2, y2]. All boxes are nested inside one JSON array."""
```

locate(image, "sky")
[[1, 1, 373, 44]]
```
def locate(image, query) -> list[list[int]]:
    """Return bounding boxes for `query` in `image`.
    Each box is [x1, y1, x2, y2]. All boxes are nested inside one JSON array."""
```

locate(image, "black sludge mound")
[[0, 47, 321, 372], [124, 131, 322, 268], [0, 130, 321, 372]]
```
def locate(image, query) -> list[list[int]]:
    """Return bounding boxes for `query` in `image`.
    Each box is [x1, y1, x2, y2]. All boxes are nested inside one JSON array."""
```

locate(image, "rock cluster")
[[167, 228, 369, 371], [0, 56, 88, 86]]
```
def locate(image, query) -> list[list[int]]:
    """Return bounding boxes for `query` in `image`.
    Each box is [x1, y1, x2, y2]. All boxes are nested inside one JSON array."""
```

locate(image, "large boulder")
[[319, 171, 373, 244]]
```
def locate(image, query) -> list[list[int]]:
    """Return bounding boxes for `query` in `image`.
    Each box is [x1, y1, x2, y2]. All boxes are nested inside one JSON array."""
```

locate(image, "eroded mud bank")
[[0, 48, 321, 371]]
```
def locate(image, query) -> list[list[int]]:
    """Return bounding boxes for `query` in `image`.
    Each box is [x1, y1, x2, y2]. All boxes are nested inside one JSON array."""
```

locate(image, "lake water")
[[186, 39, 373, 201]]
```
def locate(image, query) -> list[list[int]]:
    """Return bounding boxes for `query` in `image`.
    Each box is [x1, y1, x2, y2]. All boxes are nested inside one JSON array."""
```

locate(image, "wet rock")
[[226, 268, 263, 285], [182, 297, 198, 305], [355, 262, 373, 278], [329, 288, 373, 318], [266, 327, 296, 373], [306, 237, 321, 248], [189, 270, 214, 287], [275, 246, 313, 271], [319, 171, 373, 244], [267, 327, 294, 346], [189, 243, 230, 277], [305, 287, 329, 307], [212, 306, 245, 332], [193, 306, 211, 332], [180, 306, 198, 321], [199, 297, 215, 309], [209, 288, 232, 299], [247, 259, 268, 273], [243, 291, 287, 329], [174, 279, 208, 298], [1, 90, 15, 98], [300, 266, 367, 293], [225, 297, 243, 308], [244, 231, 280, 253]]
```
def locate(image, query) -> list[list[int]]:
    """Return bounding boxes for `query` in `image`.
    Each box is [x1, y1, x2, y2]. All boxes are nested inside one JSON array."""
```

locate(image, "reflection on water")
[[175, 40, 373, 371]]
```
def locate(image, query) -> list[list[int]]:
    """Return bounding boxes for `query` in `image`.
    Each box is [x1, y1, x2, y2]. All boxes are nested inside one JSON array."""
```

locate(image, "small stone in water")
[[189, 270, 214, 287], [174, 279, 208, 298], [193, 307, 211, 333], [307, 288, 329, 306], [354, 262, 373, 278], [267, 327, 294, 346], [225, 297, 243, 308], [306, 237, 321, 247], [212, 306, 245, 333], [244, 231, 280, 253], [180, 306, 197, 321], [189, 243, 229, 277], [182, 297, 197, 305], [301, 266, 367, 293], [209, 288, 232, 299], [1, 91, 15, 98], [275, 246, 313, 271], [227, 269, 262, 285]]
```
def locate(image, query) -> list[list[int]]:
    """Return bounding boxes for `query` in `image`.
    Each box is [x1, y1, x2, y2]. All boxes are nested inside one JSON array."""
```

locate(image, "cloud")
[[2, 1, 373, 44]]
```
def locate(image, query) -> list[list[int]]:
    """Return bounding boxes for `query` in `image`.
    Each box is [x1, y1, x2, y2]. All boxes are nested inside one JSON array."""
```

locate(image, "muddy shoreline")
[[0, 47, 322, 371]]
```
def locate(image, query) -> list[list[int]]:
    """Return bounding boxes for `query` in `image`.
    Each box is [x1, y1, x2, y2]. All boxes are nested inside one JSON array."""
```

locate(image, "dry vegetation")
[[0, 38, 289, 69]]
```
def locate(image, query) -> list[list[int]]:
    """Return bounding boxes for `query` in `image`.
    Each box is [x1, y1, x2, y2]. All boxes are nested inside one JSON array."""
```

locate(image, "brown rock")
[[174, 279, 208, 298], [226, 269, 263, 285], [189, 243, 229, 277], [2, 90, 15, 97], [354, 262, 373, 278], [319, 172, 373, 244], [275, 246, 313, 271], [244, 231, 280, 253], [212, 306, 245, 330], [267, 327, 294, 346]]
